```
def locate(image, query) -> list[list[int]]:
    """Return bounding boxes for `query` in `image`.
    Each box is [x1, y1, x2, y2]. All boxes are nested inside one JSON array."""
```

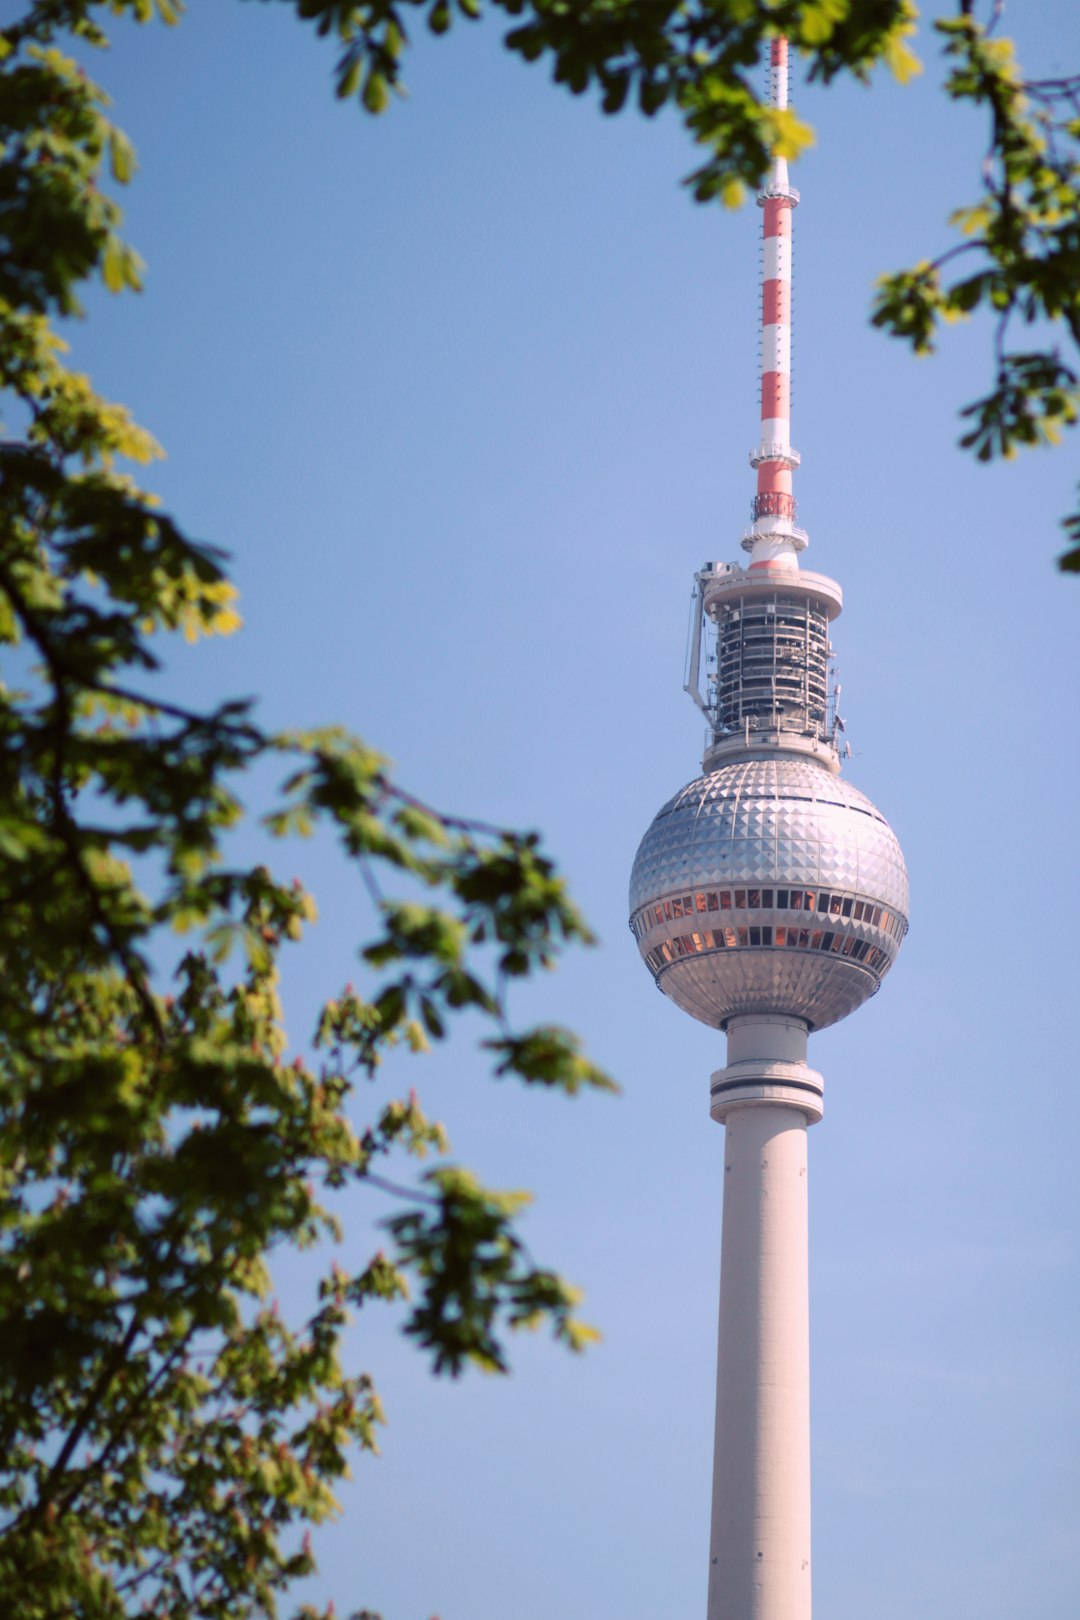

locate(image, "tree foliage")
[[0, 7, 612, 1616], [869, 10, 1080, 569], [1, 0, 1077, 1615]]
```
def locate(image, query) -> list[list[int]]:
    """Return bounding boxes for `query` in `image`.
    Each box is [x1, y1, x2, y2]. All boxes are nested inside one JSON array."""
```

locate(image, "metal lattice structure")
[[715, 591, 829, 735], [685, 563, 844, 771]]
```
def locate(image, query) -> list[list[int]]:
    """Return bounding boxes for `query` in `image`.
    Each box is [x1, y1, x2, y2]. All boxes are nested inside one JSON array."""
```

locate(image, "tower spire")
[[746, 36, 806, 574]]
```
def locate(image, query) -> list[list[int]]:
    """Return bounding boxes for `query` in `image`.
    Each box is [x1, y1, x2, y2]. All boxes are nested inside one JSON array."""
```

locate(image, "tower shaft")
[[707, 1015, 822, 1620], [708, 1101, 812, 1620]]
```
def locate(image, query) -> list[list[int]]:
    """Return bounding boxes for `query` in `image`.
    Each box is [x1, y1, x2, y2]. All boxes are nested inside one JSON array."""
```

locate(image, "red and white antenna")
[[745, 37, 807, 574]]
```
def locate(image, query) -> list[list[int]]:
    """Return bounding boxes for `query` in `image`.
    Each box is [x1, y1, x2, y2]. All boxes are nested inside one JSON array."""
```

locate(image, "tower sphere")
[[629, 756, 908, 1032]]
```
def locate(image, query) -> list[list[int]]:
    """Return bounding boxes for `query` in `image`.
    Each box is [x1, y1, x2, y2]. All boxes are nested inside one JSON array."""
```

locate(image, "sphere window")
[[647, 924, 901, 977], [631, 889, 906, 945]]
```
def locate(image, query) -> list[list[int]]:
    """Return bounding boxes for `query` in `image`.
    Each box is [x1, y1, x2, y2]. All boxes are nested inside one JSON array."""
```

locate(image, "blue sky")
[[50, 2, 1080, 1616]]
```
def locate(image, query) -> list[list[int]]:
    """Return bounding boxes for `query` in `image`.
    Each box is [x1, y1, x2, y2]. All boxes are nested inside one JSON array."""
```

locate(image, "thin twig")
[[362, 1170, 441, 1206]]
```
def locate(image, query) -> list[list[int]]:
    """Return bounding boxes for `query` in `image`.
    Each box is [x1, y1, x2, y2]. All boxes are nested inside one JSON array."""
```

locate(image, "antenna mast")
[[746, 37, 806, 574]]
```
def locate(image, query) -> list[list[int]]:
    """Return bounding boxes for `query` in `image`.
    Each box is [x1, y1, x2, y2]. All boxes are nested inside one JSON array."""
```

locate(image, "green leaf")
[[338, 53, 364, 100], [362, 67, 390, 114]]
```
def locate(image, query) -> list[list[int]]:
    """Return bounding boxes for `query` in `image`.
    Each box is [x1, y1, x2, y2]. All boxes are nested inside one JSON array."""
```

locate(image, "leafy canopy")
[[0, 7, 612, 1617]]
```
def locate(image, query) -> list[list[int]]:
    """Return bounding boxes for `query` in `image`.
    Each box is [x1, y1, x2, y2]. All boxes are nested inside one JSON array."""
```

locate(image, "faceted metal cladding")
[[629, 756, 908, 1031]]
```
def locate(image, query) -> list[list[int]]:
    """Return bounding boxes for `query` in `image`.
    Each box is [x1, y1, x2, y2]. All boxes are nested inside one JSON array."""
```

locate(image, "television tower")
[[629, 37, 908, 1620]]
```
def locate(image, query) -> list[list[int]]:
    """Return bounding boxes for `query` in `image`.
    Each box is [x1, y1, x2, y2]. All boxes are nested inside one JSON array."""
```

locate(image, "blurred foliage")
[[869, 9, 1080, 569], [0, 8, 612, 1617], [1, 0, 1077, 1615]]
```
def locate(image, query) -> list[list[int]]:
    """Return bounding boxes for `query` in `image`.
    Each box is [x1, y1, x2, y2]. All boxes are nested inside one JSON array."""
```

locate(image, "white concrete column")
[[706, 1017, 821, 1620]]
